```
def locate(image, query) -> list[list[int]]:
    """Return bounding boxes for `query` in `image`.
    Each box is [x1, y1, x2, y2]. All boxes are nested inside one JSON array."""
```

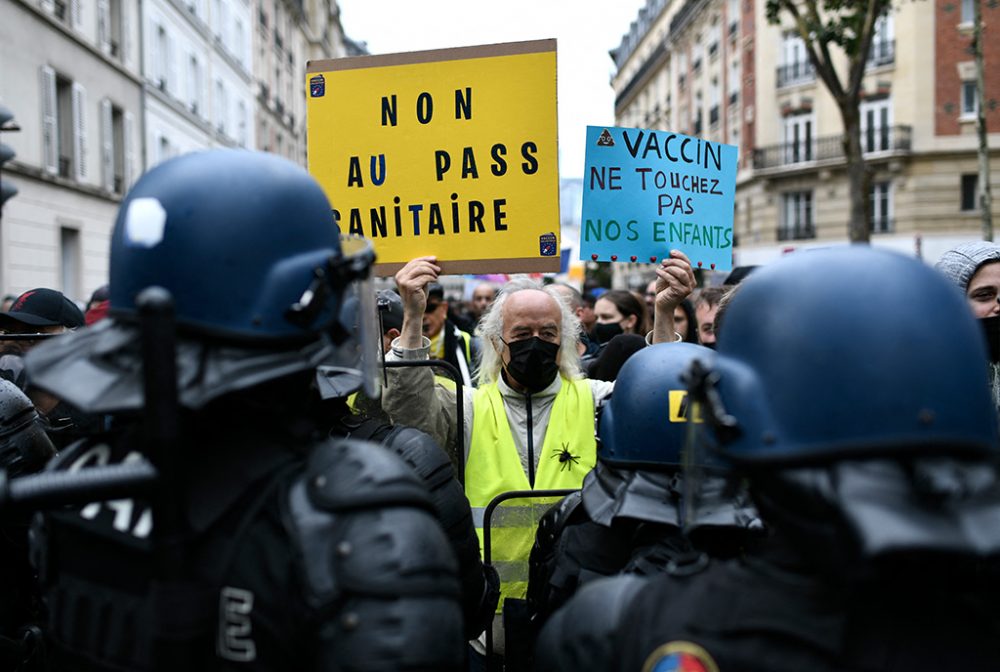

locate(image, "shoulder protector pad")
[[305, 438, 432, 513], [381, 426, 455, 489]]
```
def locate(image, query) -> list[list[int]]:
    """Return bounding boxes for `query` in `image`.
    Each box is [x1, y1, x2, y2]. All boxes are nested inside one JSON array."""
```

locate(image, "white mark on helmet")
[[124, 198, 167, 248]]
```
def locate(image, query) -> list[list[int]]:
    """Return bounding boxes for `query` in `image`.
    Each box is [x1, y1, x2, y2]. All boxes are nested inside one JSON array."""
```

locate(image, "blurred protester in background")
[[591, 290, 646, 346], [0, 288, 90, 448], [424, 282, 480, 388], [586, 334, 647, 382], [463, 282, 499, 332], [550, 283, 600, 362], [579, 292, 597, 335], [584, 290, 649, 378], [674, 298, 698, 343], [84, 284, 110, 325], [936, 241, 1000, 411], [0, 289, 84, 356], [693, 286, 728, 349]]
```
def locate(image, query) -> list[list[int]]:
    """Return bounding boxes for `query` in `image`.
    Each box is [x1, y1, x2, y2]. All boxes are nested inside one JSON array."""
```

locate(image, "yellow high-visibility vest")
[[466, 377, 596, 610]]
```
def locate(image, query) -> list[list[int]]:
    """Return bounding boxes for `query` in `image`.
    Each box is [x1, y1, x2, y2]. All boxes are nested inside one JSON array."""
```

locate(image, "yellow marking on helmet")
[[668, 390, 704, 423]]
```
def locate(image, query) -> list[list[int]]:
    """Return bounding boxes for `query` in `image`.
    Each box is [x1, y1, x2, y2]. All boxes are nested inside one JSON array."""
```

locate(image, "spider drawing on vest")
[[552, 443, 580, 471]]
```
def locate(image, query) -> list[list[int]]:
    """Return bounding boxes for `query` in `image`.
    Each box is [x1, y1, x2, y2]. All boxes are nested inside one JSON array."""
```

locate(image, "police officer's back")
[[25, 150, 465, 671], [537, 247, 1000, 672]]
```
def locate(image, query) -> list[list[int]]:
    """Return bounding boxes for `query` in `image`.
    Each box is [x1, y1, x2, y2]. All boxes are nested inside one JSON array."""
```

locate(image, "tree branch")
[[784, 0, 847, 101], [846, 0, 883, 100]]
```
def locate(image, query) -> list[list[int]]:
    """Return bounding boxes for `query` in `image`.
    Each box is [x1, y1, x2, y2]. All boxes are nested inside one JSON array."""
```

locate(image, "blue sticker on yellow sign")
[[539, 232, 557, 256], [310, 74, 325, 98], [581, 126, 738, 271], [642, 641, 719, 672]]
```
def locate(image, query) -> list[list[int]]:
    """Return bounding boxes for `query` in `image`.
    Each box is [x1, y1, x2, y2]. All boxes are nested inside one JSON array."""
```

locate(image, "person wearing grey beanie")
[[935, 241, 1000, 302], [936, 240, 1000, 412]]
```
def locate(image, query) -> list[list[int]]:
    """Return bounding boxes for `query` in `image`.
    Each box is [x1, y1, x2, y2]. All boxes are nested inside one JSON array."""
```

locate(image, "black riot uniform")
[[536, 247, 1000, 672], [0, 378, 57, 670], [24, 150, 466, 671], [34, 391, 463, 670], [519, 344, 760, 671]]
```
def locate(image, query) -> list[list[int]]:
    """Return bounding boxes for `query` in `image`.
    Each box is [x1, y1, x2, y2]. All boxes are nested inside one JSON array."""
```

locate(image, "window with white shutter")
[[152, 22, 164, 88], [98, 0, 111, 54], [121, 0, 132, 66], [167, 34, 178, 96], [124, 111, 135, 188], [70, 0, 82, 29], [40, 66, 58, 174], [101, 99, 113, 190], [71, 82, 87, 181]]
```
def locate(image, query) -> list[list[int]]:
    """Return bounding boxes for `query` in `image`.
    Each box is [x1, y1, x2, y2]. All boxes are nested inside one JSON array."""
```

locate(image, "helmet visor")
[[337, 236, 380, 400]]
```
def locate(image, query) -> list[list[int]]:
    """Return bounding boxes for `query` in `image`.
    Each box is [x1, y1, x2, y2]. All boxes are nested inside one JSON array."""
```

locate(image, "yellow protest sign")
[[306, 40, 561, 276]]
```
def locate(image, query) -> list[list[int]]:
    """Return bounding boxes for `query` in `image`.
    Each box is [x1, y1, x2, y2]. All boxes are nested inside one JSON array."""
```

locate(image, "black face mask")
[[981, 315, 1000, 363], [592, 321, 624, 345], [502, 336, 560, 393]]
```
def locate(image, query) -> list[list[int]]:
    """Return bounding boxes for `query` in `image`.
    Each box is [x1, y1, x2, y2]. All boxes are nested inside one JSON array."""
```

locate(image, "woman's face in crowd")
[[594, 298, 637, 334], [673, 306, 689, 337], [967, 262, 1000, 318]]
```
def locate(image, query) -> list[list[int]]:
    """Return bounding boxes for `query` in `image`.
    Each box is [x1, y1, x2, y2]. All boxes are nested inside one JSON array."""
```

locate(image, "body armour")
[[537, 538, 1000, 672], [331, 413, 499, 639], [31, 426, 465, 671]]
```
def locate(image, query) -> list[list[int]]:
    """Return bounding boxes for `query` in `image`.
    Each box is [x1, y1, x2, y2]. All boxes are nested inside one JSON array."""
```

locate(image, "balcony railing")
[[867, 39, 895, 68], [752, 125, 912, 169], [778, 222, 815, 241], [776, 60, 815, 88], [870, 217, 895, 234], [862, 123, 911, 153]]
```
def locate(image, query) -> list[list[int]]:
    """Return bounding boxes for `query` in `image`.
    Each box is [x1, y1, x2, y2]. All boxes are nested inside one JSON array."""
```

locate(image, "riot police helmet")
[[0, 378, 55, 477], [692, 245, 999, 464], [597, 342, 717, 470], [25, 150, 380, 411]]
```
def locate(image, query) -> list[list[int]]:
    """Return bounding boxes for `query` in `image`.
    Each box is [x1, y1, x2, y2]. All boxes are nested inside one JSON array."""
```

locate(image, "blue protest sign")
[[580, 126, 738, 271]]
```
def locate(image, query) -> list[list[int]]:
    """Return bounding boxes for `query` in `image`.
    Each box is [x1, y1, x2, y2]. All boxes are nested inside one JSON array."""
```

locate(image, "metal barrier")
[[482, 487, 578, 669]]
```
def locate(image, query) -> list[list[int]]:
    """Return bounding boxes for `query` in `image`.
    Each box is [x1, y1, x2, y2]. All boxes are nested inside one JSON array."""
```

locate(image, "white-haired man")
[[383, 252, 695, 664]]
